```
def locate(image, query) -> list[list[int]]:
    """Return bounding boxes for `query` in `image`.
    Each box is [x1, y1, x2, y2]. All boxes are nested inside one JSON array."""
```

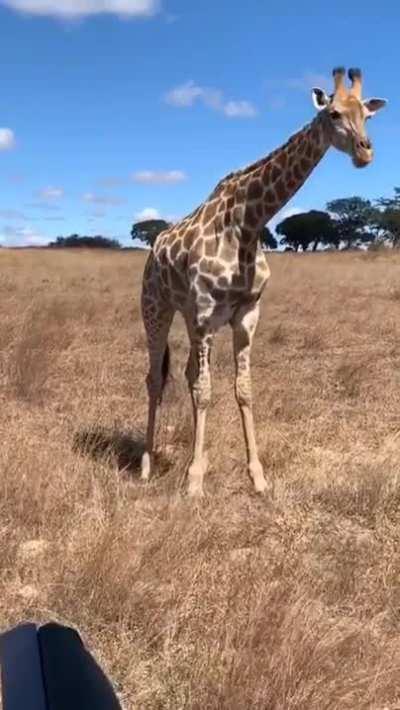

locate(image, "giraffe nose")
[[357, 138, 371, 151], [353, 135, 373, 167]]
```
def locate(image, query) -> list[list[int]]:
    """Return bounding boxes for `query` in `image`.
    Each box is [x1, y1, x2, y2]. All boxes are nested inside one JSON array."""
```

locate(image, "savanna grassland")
[[1, 247, 400, 709]]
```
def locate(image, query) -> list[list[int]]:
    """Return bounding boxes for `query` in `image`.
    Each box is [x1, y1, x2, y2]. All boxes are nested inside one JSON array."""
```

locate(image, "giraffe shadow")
[[73, 426, 146, 477], [73, 426, 173, 480]]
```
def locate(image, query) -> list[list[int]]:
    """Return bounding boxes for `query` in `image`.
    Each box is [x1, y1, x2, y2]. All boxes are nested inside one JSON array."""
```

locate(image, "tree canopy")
[[326, 197, 377, 249], [276, 210, 338, 252], [131, 219, 171, 247], [48, 234, 120, 249], [375, 188, 400, 247], [260, 225, 278, 250]]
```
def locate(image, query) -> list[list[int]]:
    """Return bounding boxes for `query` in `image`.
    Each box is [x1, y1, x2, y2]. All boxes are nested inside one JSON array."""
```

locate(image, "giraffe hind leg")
[[141, 305, 174, 482]]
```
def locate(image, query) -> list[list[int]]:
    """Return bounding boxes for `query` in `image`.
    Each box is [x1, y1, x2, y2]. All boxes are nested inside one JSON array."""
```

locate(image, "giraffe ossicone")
[[140, 67, 386, 497]]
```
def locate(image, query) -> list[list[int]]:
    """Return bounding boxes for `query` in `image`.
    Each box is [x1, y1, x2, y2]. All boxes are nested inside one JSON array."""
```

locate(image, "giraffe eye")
[[330, 110, 342, 120]]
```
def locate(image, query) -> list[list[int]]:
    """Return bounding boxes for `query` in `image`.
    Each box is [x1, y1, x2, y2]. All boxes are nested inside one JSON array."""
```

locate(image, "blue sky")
[[0, 0, 397, 247]]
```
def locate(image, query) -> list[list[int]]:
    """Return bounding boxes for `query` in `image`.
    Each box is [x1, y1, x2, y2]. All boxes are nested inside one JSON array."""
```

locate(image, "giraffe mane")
[[206, 122, 314, 200]]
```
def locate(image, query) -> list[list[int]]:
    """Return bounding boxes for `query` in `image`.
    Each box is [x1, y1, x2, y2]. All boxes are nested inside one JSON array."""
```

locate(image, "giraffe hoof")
[[187, 482, 205, 499], [187, 460, 207, 498], [140, 452, 151, 482], [248, 461, 268, 494], [254, 478, 269, 495]]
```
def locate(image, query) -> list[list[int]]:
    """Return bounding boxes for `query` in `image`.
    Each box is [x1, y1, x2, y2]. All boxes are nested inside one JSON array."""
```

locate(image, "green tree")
[[276, 210, 338, 252], [260, 225, 278, 250], [326, 197, 376, 249], [375, 188, 400, 247], [131, 219, 171, 247], [276, 213, 308, 252], [48, 234, 120, 248]]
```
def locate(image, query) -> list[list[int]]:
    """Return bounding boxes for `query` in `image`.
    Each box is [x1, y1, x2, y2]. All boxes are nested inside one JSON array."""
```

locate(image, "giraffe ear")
[[363, 98, 387, 117], [312, 87, 329, 111]]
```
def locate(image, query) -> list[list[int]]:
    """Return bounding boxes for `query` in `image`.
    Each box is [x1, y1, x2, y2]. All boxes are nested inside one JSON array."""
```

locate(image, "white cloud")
[[165, 81, 205, 107], [27, 186, 64, 213], [37, 186, 64, 201], [25, 234, 48, 246], [286, 72, 331, 92], [0, 224, 48, 246], [0, 0, 160, 19], [134, 208, 178, 224], [83, 192, 123, 206], [86, 207, 107, 220], [131, 169, 187, 185], [135, 207, 160, 220], [0, 209, 27, 220], [223, 100, 257, 118], [0, 128, 16, 151], [266, 72, 331, 94], [26, 201, 62, 212], [165, 80, 257, 119], [97, 176, 125, 188]]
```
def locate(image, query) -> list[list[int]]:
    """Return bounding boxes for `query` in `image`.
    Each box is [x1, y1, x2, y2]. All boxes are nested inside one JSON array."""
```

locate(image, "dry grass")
[[1, 248, 400, 709]]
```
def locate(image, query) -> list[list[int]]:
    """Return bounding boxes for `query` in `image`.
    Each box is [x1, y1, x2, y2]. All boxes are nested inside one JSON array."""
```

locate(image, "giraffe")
[[140, 67, 386, 497]]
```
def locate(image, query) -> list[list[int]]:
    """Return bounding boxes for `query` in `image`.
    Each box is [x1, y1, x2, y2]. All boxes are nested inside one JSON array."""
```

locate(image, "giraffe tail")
[[161, 343, 170, 394]]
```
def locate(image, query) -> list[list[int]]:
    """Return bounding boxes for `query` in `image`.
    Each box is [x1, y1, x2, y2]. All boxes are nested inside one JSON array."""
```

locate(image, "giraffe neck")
[[216, 113, 331, 236]]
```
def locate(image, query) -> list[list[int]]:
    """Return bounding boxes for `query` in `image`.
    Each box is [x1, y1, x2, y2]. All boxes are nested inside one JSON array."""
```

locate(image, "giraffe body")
[[142, 118, 328, 336], [140, 67, 386, 497], [145, 209, 271, 326]]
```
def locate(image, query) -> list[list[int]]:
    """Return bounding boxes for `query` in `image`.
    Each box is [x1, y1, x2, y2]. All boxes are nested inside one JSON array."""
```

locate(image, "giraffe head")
[[312, 67, 387, 168]]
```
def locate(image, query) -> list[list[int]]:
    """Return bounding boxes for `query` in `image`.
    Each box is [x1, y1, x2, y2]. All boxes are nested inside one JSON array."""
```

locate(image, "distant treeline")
[[49, 234, 121, 249], [47, 186, 400, 252], [276, 189, 400, 251]]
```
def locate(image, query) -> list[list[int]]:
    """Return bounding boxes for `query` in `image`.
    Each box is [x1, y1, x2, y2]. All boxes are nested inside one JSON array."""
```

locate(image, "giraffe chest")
[[152, 230, 270, 326], [189, 247, 270, 326]]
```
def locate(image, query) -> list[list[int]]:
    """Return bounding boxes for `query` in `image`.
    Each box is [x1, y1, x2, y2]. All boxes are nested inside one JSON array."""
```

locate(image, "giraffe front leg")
[[185, 332, 213, 498], [231, 302, 268, 494]]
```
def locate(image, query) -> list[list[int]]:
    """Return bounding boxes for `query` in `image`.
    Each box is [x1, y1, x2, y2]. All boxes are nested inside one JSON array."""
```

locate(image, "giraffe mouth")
[[352, 154, 372, 168], [352, 145, 374, 168]]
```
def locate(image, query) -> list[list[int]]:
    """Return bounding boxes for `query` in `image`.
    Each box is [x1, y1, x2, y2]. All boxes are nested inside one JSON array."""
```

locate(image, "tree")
[[276, 213, 307, 252], [131, 219, 171, 247], [48, 234, 120, 248], [260, 225, 278, 250], [375, 188, 400, 247], [326, 197, 376, 249], [276, 210, 338, 252]]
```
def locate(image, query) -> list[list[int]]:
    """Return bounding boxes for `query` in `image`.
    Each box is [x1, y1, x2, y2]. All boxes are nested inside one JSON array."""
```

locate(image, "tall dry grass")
[[1, 247, 400, 708]]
